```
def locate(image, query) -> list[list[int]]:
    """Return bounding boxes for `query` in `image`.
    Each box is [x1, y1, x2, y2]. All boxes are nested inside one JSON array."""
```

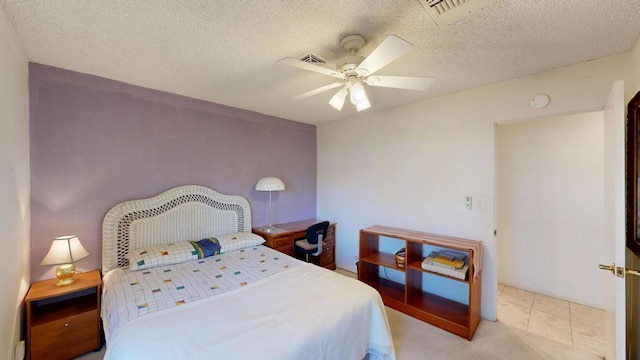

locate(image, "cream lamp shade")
[[41, 235, 90, 286], [255, 177, 285, 191], [256, 177, 285, 232]]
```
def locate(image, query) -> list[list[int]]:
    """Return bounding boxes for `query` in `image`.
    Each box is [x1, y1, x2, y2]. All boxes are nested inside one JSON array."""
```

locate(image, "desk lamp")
[[41, 235, 90, 286], [256, 177, 285, 232]]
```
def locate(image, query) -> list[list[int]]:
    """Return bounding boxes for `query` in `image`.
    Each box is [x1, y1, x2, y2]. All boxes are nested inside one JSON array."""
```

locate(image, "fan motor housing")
[[337, 55, 365, 75], [341, 34, 366, 54]]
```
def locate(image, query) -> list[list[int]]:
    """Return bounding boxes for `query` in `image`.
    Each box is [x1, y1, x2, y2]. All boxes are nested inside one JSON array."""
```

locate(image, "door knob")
[[598, 263, 615, 275], [627, 269, 640, 277], [598, 263, 640, 277]]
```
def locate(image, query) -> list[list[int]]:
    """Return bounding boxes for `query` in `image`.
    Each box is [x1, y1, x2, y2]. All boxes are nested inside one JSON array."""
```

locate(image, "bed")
[[100, 185, 395, 359]]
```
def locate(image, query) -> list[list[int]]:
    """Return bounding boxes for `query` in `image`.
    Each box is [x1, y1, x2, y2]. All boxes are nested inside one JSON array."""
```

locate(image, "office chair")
[[294, 221, 330, 263]]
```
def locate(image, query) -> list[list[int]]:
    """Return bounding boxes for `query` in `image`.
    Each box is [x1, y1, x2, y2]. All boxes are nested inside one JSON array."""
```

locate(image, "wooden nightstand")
[[24, 270, 102, 360], [253, 219, 336, 270]]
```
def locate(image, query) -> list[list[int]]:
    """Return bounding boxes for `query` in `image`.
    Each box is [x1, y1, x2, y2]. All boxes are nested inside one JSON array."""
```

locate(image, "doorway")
[[496, 111, 606, 356]]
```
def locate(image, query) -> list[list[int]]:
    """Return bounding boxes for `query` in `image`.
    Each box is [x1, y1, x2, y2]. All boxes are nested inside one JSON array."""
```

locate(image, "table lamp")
[[256, 176, 285, 232], [40, 235, 90, 286]]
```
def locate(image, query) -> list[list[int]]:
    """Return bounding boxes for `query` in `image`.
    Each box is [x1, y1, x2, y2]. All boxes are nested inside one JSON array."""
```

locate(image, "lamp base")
[[263, 225, 274, 233], [55, 263, 77, 286]]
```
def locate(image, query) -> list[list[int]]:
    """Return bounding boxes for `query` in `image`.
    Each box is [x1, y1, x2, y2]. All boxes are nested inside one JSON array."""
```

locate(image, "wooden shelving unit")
[[358, 225, 482, 340]]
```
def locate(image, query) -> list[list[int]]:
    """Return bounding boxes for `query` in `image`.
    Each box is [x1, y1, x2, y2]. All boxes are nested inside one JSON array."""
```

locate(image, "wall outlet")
[[465, 196, 473, 210]]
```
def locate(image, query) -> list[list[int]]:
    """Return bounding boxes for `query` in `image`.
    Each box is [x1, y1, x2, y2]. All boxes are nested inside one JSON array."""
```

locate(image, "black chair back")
[[306, 221, 329, 245]]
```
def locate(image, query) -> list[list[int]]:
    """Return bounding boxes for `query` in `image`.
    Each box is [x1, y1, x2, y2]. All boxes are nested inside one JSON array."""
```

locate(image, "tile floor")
[[498, 283, 605, 358]]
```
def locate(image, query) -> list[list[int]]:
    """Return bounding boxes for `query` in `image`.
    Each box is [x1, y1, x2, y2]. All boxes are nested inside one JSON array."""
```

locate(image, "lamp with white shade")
[[40, 235, 90, 286], [256, 176, 285, 232]]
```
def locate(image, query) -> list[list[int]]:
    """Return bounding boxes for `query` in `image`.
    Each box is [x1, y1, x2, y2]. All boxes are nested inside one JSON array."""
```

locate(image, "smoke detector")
[[530, 94, 551, 109]]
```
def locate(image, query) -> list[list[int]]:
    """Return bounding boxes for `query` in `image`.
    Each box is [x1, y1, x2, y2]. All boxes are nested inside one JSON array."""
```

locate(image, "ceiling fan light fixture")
[[329, 88, 348, 111], [355, 97, 371, 112], [348, 81, 371, 111], [349, 81, 367, 105]]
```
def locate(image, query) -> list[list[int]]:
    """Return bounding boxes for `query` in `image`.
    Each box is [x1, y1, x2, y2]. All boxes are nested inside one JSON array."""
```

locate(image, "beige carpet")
[[386, 306, 601, 360]]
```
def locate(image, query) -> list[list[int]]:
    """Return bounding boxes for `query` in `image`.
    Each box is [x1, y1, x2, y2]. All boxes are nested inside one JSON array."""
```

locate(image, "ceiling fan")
[[279, 34, 435, 112]]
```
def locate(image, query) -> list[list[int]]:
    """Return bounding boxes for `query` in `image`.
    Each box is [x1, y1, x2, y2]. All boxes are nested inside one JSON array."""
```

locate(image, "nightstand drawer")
[[31, 310, 98, 360]]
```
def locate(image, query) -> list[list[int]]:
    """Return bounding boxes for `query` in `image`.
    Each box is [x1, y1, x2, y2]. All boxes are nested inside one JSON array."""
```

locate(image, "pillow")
[[191, 238, 221, 258], [126, 233, 264, 271], [217, 232, 265, 253], [127, 242, 199, 271]]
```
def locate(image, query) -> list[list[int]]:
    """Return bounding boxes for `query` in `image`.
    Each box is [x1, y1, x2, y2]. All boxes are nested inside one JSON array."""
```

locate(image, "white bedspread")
[[104, 263, 395, 360], [101, 245, 301, 341]]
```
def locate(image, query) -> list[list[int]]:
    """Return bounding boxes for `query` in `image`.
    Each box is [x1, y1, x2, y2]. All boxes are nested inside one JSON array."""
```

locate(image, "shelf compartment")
[[406, 291, 469, 327], [31, 293, 98, 327], [407, 260, 469, 283], [360, 252, 401, 270], [360, 276, 405, 306]]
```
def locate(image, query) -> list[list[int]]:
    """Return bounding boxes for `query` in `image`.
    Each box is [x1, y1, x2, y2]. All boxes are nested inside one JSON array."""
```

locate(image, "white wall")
[[0, 7, 30, 360], [633, 34, 640, 91], [497, 112, 605, 309], [317, 51, 632, 320]]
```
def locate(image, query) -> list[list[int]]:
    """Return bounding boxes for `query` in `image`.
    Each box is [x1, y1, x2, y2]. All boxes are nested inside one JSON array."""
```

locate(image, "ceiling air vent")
[[299, 53, 326, 65], [425, 0, 471, 15], [418, 0, 498, 25]]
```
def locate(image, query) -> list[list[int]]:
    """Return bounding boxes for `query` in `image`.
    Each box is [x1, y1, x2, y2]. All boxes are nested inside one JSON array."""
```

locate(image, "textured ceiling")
[[2, 0, 640, 125]]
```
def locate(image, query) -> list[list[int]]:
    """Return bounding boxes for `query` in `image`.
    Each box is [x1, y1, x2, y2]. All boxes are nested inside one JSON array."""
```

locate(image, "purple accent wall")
[[29, 63, 316, 281]]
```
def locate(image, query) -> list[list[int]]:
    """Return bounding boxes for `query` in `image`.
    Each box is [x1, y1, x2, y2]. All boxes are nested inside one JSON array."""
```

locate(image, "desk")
[[253, 219, 336, 270]]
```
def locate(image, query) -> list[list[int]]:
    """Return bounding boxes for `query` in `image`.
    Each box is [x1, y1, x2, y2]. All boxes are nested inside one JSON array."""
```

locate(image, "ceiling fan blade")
[[279, 58, 345, 79], [364, 76, 435, 91], [356, 35, 414, 76], [291, 82, 344, 100]]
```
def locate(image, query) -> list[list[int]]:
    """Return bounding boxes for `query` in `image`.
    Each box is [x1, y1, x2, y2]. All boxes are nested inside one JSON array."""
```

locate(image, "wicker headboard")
[[102, 185, 252, 273]]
